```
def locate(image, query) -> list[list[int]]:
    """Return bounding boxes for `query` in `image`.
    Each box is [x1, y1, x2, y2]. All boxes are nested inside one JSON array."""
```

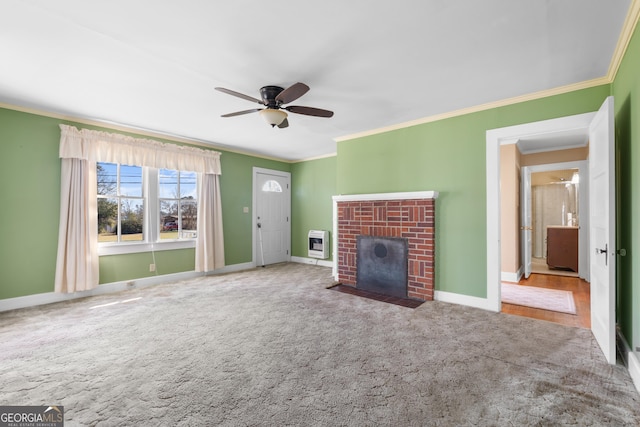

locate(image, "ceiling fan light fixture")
[[260, 109, 287, 127]]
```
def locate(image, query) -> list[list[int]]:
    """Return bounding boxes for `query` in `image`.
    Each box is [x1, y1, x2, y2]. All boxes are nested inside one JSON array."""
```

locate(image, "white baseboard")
[[628, 350, 640, 395], [210, 262, 255, 275], [0, 262, 256, 313], [501, 268, 522, 283], [618, 331, 640, 394], [434, 290, 496, 312], [291, 256, 333, 268]]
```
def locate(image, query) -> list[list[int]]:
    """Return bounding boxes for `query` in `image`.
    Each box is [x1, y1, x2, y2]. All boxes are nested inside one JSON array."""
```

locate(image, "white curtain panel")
[[54, 158, 99, 293], [195, 173, 225, 272], [56, 125, 224, 293]]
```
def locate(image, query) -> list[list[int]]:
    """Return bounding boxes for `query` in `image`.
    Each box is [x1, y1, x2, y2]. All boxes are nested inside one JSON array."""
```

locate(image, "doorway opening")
[[530, 167, 581, 278], [503, 151, 590, 327], [521, 161, 589, 281], [488, 97, 617, 364]]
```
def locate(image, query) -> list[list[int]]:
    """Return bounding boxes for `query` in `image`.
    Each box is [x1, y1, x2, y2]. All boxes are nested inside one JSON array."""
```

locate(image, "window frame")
[[97, 163, 145, 245], [158, 169, 198, 241], [98, 165, 197, 256]]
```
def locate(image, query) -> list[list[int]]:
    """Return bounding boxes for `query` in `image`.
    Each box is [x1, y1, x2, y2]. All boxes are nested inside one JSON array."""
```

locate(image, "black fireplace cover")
[[356, 236, 408, 298]]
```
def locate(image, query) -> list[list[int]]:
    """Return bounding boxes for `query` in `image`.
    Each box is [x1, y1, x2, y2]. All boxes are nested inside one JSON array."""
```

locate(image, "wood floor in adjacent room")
[[502, 273, 591, 329]]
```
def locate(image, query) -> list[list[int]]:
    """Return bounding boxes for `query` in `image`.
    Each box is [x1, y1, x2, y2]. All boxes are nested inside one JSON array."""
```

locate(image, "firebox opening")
[[356, 235, 408, 298]]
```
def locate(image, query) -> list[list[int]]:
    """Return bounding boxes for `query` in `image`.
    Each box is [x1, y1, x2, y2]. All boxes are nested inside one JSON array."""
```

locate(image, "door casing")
[[486, 111, 596, 312]]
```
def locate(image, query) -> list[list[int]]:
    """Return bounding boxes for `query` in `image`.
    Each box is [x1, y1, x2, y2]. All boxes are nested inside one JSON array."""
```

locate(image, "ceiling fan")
[[215, 82, 334, 128]]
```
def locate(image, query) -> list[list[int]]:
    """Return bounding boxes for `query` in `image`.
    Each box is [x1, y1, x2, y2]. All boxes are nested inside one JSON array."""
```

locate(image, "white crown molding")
[[336, 0, 640, 144], [291, 152, 337, 163], [335, 77, 610, 142], [607, 0, 640, 81], [0, 101, 296, 163]]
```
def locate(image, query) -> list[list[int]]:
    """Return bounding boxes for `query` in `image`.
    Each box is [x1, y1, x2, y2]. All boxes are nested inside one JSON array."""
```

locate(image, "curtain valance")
[[59, 124, 221, 175]]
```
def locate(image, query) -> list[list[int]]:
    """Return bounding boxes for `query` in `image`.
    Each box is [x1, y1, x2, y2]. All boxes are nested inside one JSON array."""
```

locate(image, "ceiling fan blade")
[[221, 108, 262, 118], [277, 118, 289, 129], [285, 105, 334, 118], [275, 82, 310, 104], [215, 87, 265, 105]]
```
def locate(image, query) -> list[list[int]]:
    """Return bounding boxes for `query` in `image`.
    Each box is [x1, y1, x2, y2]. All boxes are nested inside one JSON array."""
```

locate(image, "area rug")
[[502, 283, 577, 314]]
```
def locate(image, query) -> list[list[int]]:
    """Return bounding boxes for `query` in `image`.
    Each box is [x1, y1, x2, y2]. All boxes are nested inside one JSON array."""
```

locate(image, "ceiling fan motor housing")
[[260, 86, 285, 108]]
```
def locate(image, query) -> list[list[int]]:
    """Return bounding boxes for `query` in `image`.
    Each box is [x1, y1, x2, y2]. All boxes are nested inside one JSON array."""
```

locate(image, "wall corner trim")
[[434, 290, 498, 312], [618, 330, 640, 394]]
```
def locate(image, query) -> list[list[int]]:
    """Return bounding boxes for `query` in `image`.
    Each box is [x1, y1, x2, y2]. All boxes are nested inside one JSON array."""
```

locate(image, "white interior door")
[[521, 167, 533, 279], [589, 96, 616, 364], [254, 168, 290, 266]]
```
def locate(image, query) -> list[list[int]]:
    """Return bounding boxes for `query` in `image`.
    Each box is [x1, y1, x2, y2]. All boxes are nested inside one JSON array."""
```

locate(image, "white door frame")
[[522, 160, 589, 281], [252, 167, 291, 267], [521, 166, 533, 279], [485, 112, 596, 312]]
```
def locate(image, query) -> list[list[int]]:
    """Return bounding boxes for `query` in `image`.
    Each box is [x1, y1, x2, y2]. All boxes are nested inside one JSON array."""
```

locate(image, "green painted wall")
[[0, 109, 61, 299], [219, 151, 290, 265], [99, 249, 196, 283], [0, 108, 288, 299], [290, 156, 337, 259], [612, 20, 640, 355], [337, 85, 611, 298]]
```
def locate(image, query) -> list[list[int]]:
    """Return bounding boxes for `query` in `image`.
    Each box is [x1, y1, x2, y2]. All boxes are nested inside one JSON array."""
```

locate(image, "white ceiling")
[[0, 0, 632, 161]]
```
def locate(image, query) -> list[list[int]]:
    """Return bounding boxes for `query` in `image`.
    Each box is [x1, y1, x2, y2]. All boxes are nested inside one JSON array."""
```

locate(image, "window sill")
[[98, 240, 196, 256]]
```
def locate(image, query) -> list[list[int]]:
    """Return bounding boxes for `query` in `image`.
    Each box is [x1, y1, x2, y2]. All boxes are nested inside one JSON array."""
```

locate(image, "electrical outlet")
[[149, 264, 156, 272]]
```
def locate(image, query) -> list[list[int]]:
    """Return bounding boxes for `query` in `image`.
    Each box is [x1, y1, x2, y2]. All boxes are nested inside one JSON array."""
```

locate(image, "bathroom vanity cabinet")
[[546, 226, 579, 272]]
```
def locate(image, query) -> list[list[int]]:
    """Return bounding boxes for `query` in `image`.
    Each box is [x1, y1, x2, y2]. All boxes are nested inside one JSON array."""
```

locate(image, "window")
[[97, 162, 197, 249], [262, 179, 283, 193], [159, 170, 198, 240], [97, 163, 144, 243]]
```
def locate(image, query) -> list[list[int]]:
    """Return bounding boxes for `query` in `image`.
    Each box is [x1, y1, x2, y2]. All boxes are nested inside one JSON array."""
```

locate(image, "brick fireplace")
[[332, 191, 438, 301]]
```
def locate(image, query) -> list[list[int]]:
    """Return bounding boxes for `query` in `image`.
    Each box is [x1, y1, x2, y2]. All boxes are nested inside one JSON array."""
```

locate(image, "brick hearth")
[[332, 192, 438, 301]]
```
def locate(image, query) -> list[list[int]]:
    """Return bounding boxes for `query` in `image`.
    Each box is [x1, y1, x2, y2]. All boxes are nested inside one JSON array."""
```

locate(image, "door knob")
[[596, 244, 608, 266]]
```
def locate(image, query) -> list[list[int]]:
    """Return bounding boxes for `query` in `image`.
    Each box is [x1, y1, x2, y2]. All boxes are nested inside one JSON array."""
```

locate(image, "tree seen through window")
[[159, 169, 197, 240]]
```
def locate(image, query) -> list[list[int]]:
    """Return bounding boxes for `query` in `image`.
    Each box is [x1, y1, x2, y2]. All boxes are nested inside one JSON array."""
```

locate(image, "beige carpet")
[[501, 282, 577, 314], [1, 263, 638, 425]]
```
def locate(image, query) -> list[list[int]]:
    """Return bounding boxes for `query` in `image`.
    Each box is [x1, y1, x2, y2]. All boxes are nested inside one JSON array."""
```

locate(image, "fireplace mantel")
[[332, 191, 438, 301], [332, 191, 439, 203]]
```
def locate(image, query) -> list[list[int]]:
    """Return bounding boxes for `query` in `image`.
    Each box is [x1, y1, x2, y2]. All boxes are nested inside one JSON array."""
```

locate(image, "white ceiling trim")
[[607, 0, 640, 80], [0, 100, 297, 163], [334, 76, 610, 143], [336, 0, 639, 144], [1, 98, 338, 163], [2, 1, 637, 163]]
